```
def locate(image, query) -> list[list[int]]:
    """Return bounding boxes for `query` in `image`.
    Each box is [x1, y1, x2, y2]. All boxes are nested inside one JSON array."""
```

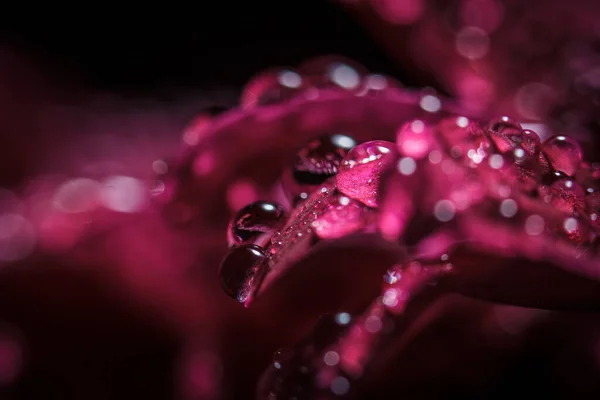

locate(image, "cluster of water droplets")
[[215, 103, 600, 310], [257, 260, 452, 399], [170, 57, 600, 397], [218, 129, 400, 304]]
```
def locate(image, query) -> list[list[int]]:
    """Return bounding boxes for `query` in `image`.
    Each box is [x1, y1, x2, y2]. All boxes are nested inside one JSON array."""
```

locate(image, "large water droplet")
[[542, 135, 583, 176], [519, 129, 541, 155], [227, 201, 286, 248], [282, 134, 356, 203], [294, 134, 356, 185], [218, 244, 267, 303], [487, 116, 522, 135], [336, 140, 398, 207], [486, 116, 523, 153], [546, 178, 585, 213]]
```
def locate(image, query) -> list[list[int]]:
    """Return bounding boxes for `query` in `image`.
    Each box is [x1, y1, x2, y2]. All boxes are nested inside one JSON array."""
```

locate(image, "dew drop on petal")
[[520, 129, 542, 155], [336, 140, 398, 207], [547, 179, 585, 213], [218, 244, 267, 303], [284, 134, 356, 200], [542, 135, 583, 176], [486, 116, 523, 153], [328, 63, 361, 90], [293, 134, 356, 185], [299, 56, 367, 92], [240, 69, 301, 108], [227, 201, 286, 248]]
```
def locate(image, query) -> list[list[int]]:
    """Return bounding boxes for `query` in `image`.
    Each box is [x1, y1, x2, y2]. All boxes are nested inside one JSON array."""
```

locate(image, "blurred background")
[[1, 1, 600, 399]]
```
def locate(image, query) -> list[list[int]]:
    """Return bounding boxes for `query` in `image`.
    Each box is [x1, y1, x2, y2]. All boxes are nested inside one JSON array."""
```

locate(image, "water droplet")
[[519, 129, 542, 155], [294, 134, 356, 185], [283, 134, 356, 201], [547, 179, 585, 213], [240, 69, 302, 108], [328, 63, 361, 90], [486, 116, 523, 153], [396, 120, 433, 159], [336, 140, 398, 207], [271, 231, 283, 246], [299, 56, 367, 92], [542, 135, 583, 176], [218, 244, 267, 303], [227, 201, 286, 248]]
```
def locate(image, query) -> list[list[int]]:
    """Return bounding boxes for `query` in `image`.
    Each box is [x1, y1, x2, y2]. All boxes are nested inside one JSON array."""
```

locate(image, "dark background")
[[0, 2, 420, 97]]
